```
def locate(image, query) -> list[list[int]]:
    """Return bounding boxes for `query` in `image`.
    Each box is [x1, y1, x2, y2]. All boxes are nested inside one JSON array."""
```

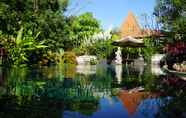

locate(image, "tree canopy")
[[0, 0, 103, 65], [154, 0, 186, 41]]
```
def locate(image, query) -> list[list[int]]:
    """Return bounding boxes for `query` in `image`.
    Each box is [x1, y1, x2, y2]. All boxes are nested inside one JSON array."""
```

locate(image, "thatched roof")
[[120, 11, 163, 38], [120, 11, 142, 38], [112, 36, 145, 47]]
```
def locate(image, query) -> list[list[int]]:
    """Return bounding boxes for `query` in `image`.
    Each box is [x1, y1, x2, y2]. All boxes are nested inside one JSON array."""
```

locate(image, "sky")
[[68, 0, 156, 29]]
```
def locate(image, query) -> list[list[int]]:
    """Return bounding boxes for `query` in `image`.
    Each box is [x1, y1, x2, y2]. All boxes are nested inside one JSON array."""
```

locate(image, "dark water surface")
[[0, 64, 185, 118]]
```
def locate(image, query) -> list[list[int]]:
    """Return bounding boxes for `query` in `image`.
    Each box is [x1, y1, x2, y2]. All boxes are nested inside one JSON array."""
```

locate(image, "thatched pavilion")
[[114, 11, 158, 47], [112, 11, 162, 64]]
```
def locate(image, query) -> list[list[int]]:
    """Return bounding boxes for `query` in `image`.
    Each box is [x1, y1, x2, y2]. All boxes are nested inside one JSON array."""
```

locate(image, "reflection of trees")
[[39, 66, 113, 100], [28, 66, 64, 80], [65, 101, 98, 116], [0, 95, 98, 118], [117, 68, 186, 118], [114, 65, 157, 90], [113, 64, 186, 118], [0, 97, 64, 118], [62, 64, 76, 79], [148, 74, 186, 94], [144, 73, 186, 118], [0, 67, 7, 86], [4, 67, 112, 100], [0, 66, 115, 117], [4, 65, 186, 118], [152, 74, 186, 118], [156, 91, 186, 118]]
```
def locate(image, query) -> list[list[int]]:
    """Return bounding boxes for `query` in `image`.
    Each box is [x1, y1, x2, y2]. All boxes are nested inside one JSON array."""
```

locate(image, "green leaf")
[[16, 27, 24, 45], [34, 32, 41, 40], [35, 45, 48, 48], [23, 42, 34, 46]]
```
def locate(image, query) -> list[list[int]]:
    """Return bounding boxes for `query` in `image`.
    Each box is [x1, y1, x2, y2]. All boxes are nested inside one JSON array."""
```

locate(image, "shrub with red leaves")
[[164, 42, 186, 56]]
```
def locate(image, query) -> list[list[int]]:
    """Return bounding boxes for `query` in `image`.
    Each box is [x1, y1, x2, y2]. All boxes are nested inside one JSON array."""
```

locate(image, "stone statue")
[[115, 47, 122, 64]]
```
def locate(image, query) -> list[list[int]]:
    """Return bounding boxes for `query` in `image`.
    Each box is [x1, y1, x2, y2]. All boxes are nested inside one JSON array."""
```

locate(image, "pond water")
[[0, 64, 186, 118]]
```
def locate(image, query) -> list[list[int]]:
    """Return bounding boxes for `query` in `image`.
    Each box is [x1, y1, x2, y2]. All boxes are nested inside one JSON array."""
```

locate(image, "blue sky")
[[68, 0, 156, 29]]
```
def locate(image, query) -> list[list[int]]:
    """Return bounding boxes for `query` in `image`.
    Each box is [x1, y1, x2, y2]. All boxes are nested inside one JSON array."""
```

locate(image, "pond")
[[0, 64, 186, 118]]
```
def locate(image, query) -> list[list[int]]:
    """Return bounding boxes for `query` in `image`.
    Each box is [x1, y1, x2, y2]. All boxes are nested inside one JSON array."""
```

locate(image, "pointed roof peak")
[[120, 11, 142, 38], [128, 11, 134, 16]]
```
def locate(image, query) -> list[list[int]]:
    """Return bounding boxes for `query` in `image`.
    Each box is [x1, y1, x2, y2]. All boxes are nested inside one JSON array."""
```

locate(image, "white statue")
[[115, 47, 122, 65]]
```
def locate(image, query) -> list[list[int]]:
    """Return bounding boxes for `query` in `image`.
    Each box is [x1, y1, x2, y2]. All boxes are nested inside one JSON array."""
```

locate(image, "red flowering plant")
[[164, 42, 186, 56], [162, 41, 186, 70]]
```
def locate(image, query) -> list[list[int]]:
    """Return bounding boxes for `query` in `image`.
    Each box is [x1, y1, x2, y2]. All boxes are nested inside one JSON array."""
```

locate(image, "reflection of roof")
[[118, 90, 160, 116]]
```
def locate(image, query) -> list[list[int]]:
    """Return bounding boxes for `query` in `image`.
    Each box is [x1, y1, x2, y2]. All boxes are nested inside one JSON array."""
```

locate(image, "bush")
[[38, 50, 61, 66], [90, 58, 98, 65], [72, 48, 86, 56], [62, 51, 77, 64], [86, 40, 116, 60]]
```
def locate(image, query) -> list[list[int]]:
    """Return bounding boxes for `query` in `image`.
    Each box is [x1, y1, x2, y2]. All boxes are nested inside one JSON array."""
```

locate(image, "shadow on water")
[[0, 64, 185, 118]]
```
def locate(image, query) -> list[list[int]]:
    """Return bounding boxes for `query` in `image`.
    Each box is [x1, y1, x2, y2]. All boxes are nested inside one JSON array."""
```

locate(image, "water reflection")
[[76, 65, 96, 75], [115, 65, 122, 84], [118, 90, 162, 116], [0, 64, 185, 118]]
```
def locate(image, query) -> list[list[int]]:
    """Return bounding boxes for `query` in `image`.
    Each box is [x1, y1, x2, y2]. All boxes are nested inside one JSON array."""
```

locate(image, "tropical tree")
[[154, 0, 186, 42], [1, 27, 47, 66], [0, 0, 103, 65], [154, 0, 186, 68], [0, 0, 69, 50], [70, 12, 101, 48]]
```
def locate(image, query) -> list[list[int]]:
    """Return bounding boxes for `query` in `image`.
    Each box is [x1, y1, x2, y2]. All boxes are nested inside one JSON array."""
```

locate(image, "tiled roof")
[[120, 11, 142, 38], [120, 11, 163, 38]]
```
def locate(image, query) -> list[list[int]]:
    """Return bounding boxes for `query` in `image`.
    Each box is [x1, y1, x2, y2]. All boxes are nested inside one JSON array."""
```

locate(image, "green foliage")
[[87, 39, 116, 59], [0, 0, 70, 51], [72, 48, 86, 56], [38, 50, 63, 66], [69, 12, 101, 49], [62, 51, 77, 64], [6, 28, 47, 66], [154, 0, 186, 41], [122, 48, 140, 60], [0, 0, 69, 33], [121, 38, 158, 63], [79, 29, 119, 60], [154, 0, 186, 66], [90, 58, 98, 65], [0, 0, 102, 65], [142, 38, 158, 62]]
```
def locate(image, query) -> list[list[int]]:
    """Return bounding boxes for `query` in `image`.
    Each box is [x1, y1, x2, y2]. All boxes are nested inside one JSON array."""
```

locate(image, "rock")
[[76, 55, 97, 65]]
